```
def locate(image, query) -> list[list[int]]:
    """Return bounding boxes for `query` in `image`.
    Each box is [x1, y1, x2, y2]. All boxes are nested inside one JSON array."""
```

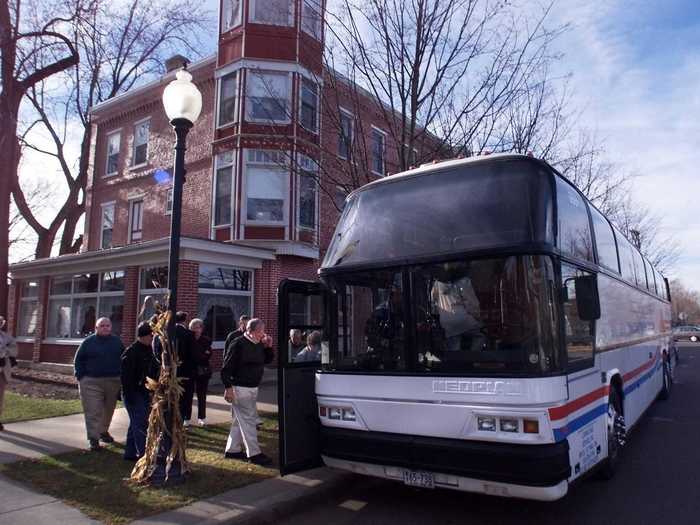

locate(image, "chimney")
[[165, 55, 190, 74]]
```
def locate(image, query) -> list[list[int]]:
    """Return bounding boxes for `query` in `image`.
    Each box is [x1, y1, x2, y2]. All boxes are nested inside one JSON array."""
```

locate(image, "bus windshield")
[[327, 255, 560, 376], [324, 159, 554, 269]]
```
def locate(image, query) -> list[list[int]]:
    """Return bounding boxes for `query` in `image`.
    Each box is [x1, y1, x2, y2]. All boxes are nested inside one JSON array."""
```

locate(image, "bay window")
[[197, 264, 253, 341], [338, 110, 353, 159], [247, 70, 290, 123], [300, 78, 319, 132], [128, 198, 144, 242], [250, 0, 293, 26], [371, 127, 386, 175], [218, 71, 239, 127], [47, 272, 125, 339], [221, 0, 242, 31], [301, 0, 322, 39], [298, 154, 318, 230], [245, 149, 288, 223], [100, 202, 115, 249], [214, 151, 234, 227], [17, 280, 39, 337]]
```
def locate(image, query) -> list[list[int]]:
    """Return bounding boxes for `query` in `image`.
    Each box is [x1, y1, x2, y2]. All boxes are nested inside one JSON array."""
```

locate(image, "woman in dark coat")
[[189, 318, 213, 426]]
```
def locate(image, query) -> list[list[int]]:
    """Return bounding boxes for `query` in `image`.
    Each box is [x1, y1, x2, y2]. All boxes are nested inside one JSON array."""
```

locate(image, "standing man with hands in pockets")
[[221, 318, 274, 466]]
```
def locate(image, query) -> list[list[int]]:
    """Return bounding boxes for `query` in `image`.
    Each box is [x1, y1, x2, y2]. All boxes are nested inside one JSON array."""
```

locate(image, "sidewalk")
[[0, 381, 330, 525]]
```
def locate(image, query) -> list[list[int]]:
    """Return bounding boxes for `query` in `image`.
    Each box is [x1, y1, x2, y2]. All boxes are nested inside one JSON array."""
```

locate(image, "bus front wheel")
[[599, 388, 626, 480]]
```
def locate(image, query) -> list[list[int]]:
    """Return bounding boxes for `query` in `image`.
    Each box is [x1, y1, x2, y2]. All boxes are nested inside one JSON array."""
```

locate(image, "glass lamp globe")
[[162, 69, 202, 124]]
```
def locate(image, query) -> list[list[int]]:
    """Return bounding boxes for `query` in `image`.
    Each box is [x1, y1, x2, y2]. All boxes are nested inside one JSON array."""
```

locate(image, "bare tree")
[[670, 279, 700, 325], [15, 0, 211, 259], [0, 0, 95, 315], [9, 177, 56, 261]]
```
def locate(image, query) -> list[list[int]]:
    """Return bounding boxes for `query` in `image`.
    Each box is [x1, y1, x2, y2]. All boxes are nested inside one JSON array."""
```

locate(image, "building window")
[[298, 154, 318, 230], [218, 71, 239, 127], [17, 281, 40, 337], [250, 0, 293, 26], [166, 187, 173, 215], [132, 119, 150, 166], [105, 132, 120, 176], [338, 110, 353, 159], [301, 0, 322, 39], [138, 266, 168, 323], [197, 264, 253, 341], [214, 151, 234, 227], [221, 0, 242, 31], [47, 272, 125, 339], [300, 78, 319, 133], [128, 198, 144, 242], [100, 202, 115, 249], [245, 149, 288, 223], [246, 70, 290, 123], [371, 128, 386, 175]]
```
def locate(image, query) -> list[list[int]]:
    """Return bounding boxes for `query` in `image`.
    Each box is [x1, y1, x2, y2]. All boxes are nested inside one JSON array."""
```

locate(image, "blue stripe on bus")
[[553, 359, 663, 441]]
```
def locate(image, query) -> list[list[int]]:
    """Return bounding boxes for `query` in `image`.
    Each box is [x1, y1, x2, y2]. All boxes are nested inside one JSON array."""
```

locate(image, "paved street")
[[277, 343, 700, 525]]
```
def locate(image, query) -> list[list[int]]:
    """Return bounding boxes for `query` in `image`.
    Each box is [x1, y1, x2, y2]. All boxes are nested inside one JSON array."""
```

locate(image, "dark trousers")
[[195, 374, 210, 420], [124, 391, 150, 459], [180, 377, 196, 421]]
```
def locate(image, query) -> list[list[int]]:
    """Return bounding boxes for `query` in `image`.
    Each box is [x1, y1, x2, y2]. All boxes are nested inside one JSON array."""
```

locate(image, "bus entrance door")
[[277, 279, 330, 475]]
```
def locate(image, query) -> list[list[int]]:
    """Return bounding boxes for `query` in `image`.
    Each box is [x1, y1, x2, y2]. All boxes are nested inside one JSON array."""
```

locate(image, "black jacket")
[[121, 341, 158, 398], [193, 335, 212, 377], [224, 329, 244, 362], [221, 336, 274, 388], [153, 325, 196, 379]]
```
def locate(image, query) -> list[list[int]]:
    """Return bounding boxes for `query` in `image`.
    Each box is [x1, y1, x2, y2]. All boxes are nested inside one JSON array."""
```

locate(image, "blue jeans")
[[123, 391, 150, 459]]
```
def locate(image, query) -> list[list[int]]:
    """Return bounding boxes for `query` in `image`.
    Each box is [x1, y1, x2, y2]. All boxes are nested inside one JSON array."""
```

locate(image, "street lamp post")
[[145, 67, 202, 485]]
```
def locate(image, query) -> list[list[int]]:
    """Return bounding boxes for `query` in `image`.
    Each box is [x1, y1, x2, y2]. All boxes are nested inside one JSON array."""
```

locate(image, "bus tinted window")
[[632, 249, 647, 288], [327, 255, 560, 375], [590, 207, 619, 272], [556, 177, 593, 262], [616, 232, 636, 283], [561, 264, 594, 367], [323, 160, 554, 268]]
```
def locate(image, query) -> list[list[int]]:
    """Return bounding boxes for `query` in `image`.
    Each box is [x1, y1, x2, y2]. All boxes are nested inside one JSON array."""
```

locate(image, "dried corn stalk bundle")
[[130, 309, 189, 484]]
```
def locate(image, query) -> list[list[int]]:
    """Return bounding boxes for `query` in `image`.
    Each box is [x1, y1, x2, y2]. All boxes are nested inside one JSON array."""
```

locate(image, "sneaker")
[[224, 451, 246, 460], [89, 439, 101, 451], [183, 419, 191, 428], [197, 419, 206, 427], [247, 453, 272, 466], [99, 432, 114, 444]]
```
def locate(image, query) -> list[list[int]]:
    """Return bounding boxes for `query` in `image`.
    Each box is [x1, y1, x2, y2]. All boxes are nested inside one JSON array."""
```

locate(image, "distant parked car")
[[672, 325, 700, 343]]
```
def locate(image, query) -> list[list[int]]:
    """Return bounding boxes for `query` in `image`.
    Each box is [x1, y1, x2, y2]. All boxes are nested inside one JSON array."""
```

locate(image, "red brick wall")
[[16, 342, 33, 361], [6, 281, 18, 334], [175, 260, 199, 321], [121, 266, 140, 341], [40, 343, 77, 365]]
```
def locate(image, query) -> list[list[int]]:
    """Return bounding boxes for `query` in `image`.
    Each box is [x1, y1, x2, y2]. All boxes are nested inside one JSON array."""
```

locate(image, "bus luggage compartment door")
[[277, 279, 330, 475]]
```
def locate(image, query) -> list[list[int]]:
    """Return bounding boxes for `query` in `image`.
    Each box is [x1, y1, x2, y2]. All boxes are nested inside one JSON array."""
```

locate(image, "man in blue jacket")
[[74, 317, 123, 451]]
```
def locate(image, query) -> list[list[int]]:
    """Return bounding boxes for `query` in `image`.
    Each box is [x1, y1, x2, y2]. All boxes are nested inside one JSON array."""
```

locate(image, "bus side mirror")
[[575, 275, 601, 321]]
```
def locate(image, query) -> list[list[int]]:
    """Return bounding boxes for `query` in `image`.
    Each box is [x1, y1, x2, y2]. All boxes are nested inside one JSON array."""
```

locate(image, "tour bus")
[[277, 153, 674, 501]]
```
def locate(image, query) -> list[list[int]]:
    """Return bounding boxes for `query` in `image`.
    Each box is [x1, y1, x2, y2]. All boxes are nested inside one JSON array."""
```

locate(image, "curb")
[[132, 467, 356, 525]]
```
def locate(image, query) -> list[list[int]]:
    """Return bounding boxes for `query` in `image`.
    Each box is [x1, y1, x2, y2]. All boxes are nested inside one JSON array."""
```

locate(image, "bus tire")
[[599, 387, 625, 480], [659, 356, 672, 400]]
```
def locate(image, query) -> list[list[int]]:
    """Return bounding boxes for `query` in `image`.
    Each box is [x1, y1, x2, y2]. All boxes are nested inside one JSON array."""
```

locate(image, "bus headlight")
[[329, 407, 342, 420], [342, 408, 357, 421], [500, 418, 519, 433], [477, 416, 497, 432]]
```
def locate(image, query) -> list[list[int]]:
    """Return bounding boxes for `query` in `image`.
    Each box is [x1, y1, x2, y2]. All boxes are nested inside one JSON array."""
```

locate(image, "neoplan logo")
[[432, 380, 524, 396]]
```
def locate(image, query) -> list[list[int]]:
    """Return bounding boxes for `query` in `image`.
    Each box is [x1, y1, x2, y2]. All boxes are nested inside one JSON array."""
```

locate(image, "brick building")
[[7, 0, 435, 368]]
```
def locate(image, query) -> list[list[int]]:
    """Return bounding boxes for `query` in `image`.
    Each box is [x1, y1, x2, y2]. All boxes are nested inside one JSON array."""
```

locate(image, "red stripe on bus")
[[549, 353, 658, 422], [549, 385, 609, 421]]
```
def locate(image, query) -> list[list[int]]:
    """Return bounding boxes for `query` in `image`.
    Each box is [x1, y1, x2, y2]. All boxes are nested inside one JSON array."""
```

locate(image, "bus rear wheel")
[[659, 356, 673, 400], [599, 388, 626, 480]]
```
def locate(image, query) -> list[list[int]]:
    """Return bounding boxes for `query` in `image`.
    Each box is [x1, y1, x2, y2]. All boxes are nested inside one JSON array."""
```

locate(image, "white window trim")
[[165, 187, 174, 216], [104, 130, 121, 178], [131, 117, 151, 168], [249, 0, 295, 26], [17, 297, 39, 338], [298, 76, 320, 135], [128, 197, 144, 243], [338, 107, 354, 160], [216, 71, 240, 129], [46, 272, 126, 340], [245, 69, 292, 125], [297, 155, 319, 232], [243, 149, 290, 226], [197, 265, 255, 342], [220, 0, 243, 33], [100, 201, 116, 250], [301, 0, 322, 40], [212, 151, 236, 230], [370, 126, 387, 176]]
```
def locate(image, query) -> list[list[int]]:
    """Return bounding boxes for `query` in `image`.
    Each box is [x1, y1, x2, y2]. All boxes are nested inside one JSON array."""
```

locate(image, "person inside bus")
[[364, 285, 405, 369], [430, 274, 482, 352], [294, 330, 322, 362], [288, 329, 305, 360]]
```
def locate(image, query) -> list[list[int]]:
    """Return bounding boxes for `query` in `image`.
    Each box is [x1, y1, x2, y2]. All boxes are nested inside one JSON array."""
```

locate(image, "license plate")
[[402, 469, 435, 489]]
